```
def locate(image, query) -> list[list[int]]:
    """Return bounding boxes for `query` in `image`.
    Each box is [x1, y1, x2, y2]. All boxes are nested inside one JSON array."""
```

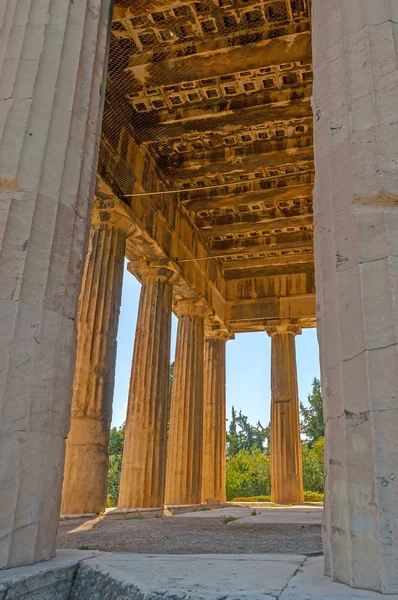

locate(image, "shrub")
[[304, 491, 324, 502], [231, 495, 271, 503], [232, 492, 324, 503]]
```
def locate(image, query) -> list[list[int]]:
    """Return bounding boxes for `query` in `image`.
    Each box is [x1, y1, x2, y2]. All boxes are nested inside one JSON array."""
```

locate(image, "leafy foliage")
[[304, 490, 324, 502], [302, 436, 324, 494], [106, 377, 325, 506], [300, 378, 324, 447], [225, 378, 325, 501], [226, 448, 271, 501], [232, 495, 271, 502], [227, 406, 269, 457], [231, 491, 324, 503], [107, 423, 125, 507]]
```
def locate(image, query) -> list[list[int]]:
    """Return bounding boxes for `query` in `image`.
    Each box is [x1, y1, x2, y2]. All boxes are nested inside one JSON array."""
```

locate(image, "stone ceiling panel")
[[100, 0, 315, 327]]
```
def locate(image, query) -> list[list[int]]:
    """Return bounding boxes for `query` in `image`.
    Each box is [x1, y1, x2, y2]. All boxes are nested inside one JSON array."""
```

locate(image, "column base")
[[271, 487, 304, 505]]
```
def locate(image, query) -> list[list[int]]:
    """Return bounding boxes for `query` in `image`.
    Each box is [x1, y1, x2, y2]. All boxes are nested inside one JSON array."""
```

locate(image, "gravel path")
[[57, 511, 322, 555]]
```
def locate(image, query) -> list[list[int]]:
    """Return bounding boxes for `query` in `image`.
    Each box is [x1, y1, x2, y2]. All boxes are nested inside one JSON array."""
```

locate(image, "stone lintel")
[[227, 295, 316, 328]]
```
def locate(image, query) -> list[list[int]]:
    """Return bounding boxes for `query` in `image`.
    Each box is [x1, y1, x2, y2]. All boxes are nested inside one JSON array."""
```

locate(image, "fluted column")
[[165, 298, 210, 505], [313, 1, 398, 592], [0, 0, 111, 568], [266, 325, 303, 505], [61, 199, 135, 515], [118, 261, 178, 508], [201, 324, 233, 503]]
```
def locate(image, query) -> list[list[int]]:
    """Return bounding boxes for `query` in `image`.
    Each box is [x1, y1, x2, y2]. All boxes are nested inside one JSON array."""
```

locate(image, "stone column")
[[201, 324, 233, 503], [118, 261, 178, 508], [165, 298, 209, 505], [313, 1, 398, 593], [286, 0, 293, 22], [0, 0, 111, 568], [61, 199, 135, 515], [266, 325, 304, 505]]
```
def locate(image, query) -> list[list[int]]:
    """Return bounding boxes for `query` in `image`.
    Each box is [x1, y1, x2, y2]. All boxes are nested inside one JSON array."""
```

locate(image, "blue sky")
[[112, 262, 320, 428]]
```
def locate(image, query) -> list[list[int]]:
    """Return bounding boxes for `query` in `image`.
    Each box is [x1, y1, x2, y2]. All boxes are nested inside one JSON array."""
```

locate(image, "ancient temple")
[[1, 0, 398, 595], [60, 0, 313, 514]]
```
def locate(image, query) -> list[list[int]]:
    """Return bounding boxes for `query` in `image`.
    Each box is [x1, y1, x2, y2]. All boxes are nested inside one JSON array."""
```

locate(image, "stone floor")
[[57, 505, 323, 555], [173, 505, 323, 525], [2, 550, 398, 599]]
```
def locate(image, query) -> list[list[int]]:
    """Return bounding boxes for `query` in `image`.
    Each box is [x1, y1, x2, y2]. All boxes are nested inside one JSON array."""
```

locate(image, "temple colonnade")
[[62, 203, 305, 512], [1, 0, 398, 594]]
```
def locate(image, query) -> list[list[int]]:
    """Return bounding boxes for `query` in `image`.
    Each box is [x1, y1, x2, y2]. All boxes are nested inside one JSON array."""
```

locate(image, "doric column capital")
[[128, 258, 179, 284], [173, 297, 211, 319], [204, 322, 234, 341], [266, 323, 302, 338], [92, 197, 136, 238]]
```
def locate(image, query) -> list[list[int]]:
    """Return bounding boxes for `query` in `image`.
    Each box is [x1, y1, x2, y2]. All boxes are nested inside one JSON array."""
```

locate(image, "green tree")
[[300, 377, 324, 447], [263, 422, 271, 456], [107, 423, 125, 507], [302, 436, 324, 493], [227, 406, 240, 457], [226, 448, 271, 500], [227, 407, 268, 457]]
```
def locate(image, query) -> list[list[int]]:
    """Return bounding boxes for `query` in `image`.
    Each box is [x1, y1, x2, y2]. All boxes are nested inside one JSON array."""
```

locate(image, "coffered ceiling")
[[100, 0, 314, 299]]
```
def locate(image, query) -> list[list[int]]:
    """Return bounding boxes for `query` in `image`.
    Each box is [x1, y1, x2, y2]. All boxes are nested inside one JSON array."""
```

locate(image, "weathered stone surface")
[[266, 325, 304, 505], [0, 0, 112, 568], [0, 550, 98, 600], [280, 557, 398, 600], [201, 325, 232, 504], [172, 506, 322, 525], [313, 0, 398, 593], [3, 552, 398, 600], [165, 298, 210, 506], [70, 553, 303, 600], [118, 260, 178, 509], [61, 199, 135, 515]]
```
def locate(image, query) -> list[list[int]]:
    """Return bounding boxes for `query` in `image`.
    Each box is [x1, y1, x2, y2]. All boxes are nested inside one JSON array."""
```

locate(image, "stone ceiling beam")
[[140, 106, 313, 141], [184, 183, 314, 212], [164, 135, 313, 173], [221, 253, 314, 274], [223, 260, 315, 280], [199, 213, 313, 238], [211, 236, 313, 255], [226, 294, 316, 332], [163, 148, 314, 181], [126, 33, 311, 84]]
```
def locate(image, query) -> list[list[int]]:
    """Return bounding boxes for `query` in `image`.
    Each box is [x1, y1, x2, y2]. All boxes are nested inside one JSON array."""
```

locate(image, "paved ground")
[[71, 553, 398, 599], [57, 506, 323, 555], [4, 550, 396, 599], [174, 506, 323, 525]]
